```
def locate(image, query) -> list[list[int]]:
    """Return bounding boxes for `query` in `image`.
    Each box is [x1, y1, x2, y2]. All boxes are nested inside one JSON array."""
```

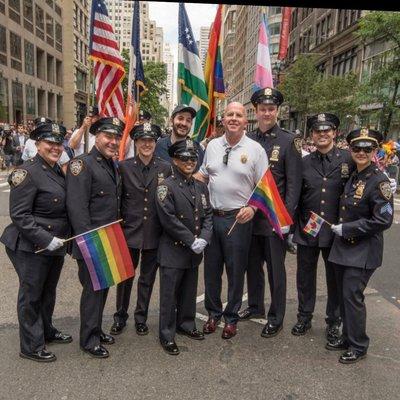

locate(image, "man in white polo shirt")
[[194, 102, 268, 339]]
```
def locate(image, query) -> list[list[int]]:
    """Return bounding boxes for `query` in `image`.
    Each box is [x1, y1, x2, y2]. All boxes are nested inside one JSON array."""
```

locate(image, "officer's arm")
[[193, 146, 210, 184], [66, 160, 93, 234], [9, 171, 54, 248], [284, 137, 302, 216], [342, 180, 394, 238], [155, 185, 196, 246], [198, 184, 213, 243]]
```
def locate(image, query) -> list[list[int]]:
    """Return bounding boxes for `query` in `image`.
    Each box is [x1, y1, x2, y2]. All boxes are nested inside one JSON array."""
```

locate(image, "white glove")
[[331, 224, 343, 237], [389, 178, 397, 194], [196, 238, 208, 252], [190, 238, 203, 254], [281, 226, 290, 235], [46, 237, 65, 251]]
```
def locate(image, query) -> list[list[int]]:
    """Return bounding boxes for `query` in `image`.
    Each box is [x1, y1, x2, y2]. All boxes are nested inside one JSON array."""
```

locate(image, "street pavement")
[[0, 172, 399, 400]]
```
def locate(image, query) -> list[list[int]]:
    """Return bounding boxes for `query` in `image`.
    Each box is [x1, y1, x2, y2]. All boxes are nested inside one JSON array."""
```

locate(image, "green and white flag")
[[178, 3, 210, 142]]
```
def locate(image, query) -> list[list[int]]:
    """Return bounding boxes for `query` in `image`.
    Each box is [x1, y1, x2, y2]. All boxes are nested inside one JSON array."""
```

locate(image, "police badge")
[[69, 159, 84, 176], [341, 163, 349, 178], [270, 146, 280, 162], [10, 169, 27, 187], [379, 181, 392, 200], [293, 137, 302, 154], [157, 185, 168, 202], [317, 113, 326, 122], [265, 88, 272, 96], [113, 118, 120, 126], [240, 154, 248, 163], [158, 172, 164, 184], [143, 122, 152, 132], [354, 181, 365, 199], [201, 193, 207, 209]]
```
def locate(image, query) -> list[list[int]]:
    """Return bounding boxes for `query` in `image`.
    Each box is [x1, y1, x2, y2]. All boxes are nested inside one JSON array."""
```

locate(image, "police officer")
[[327, 128, 393, 364], [110, 122, 171, 336], [66, 117, 124, 359], [1, 123, 72, 362], [156, 139, 213, 355], [240, 88, 302, 338], [291, 113, 355, 340]]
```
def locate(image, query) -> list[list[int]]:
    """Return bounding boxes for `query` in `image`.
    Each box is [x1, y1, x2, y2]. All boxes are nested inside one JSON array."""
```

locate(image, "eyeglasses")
[[176, 155, 198, 162], [350, 146, 374, 154], [223, 147, 232, 165]]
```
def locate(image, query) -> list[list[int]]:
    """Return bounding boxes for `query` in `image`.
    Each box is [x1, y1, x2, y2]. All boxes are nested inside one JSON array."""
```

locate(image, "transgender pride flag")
[[253, 11, 274, 92]]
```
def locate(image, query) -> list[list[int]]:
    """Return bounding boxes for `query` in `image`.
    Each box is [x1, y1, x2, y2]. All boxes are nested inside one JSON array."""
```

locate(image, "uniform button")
[[53, 198, 58, 202], [144, 198, 148, 202], [344, 195, 348, 199], [195, 226, 199, 230], [117, 196, 120, 200], [145, 189, 148, 193], [342, 206, 345, 210], [321, 200, 325, 204], [100, 191, 104, 195], [323, 177, 327, 181], [195, 209, 198, 212], [322, 188, 326, 192], [195, 217, 199, 221], [180, 214, 184, 219], [339, 218, 343, 222], [143, 216, 147, 220], [320, 212, 325, 216], [353, 202, 357, 205], [144, 207, 148, 211], [174, 242, 178, 245], [48, 225, 52, 229]]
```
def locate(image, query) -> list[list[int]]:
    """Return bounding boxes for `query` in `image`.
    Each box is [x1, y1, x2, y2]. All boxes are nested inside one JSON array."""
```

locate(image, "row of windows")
[[337, 9, 362, 32]]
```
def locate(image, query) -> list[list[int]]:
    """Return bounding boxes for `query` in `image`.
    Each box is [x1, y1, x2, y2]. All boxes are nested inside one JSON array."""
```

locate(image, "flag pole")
[[311, 212, 332, 226], [34, 219, 124, 253], [213, 98, 218, 136]]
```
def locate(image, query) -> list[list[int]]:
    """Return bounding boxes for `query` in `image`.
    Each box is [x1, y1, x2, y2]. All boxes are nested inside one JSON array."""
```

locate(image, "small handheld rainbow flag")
[[248, 168, 293, 239], [76, 220, 135, 291], [303, 211, 325, 237]]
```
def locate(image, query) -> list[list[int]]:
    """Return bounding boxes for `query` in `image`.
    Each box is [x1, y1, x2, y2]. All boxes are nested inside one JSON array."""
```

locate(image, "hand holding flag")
[[303, 211, 331, 237]]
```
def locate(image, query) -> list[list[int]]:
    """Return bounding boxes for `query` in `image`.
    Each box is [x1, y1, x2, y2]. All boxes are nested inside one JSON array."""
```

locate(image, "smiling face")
[[255, 103, 279, 131], [135, 137, 156, 158], [95, 131, 120, 159], [311, 128, 336, 151], [223, 102, 247, 136], [36, 140, 63, 166], [350, 144, 377, 170], [171, 112, 193, 139]]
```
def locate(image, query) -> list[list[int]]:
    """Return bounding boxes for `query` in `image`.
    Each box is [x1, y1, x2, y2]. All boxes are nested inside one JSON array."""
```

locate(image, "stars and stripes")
[[89, 0, 125, 120]]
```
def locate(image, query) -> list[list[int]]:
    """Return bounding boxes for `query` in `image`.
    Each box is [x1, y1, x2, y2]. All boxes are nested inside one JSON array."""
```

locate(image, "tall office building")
[[163, 42, 174, 115], [198, 26, 210, 68]]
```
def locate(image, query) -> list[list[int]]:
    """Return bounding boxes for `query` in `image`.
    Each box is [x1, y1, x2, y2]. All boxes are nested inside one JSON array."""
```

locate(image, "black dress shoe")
[[177, 328, 205, 340], [110, 322, 126, 336], [46, 331, 73, 344], [325, 338, 348, 351], [19, 349, 56, 363], [135, 323, 149, 336], [160, 340, 180, 355], [261, 322, 282, 338], [100, 332, 115, 345], [81, 345, 109, 359], [291, 320, 311, 336], [326, 323, 341, 341], [238, 308, 265, 320], [339, 350, 366, 364]]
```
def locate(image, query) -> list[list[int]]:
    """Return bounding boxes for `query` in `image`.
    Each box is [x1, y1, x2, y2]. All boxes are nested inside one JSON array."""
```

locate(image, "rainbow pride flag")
[[248, 169, 293, 239], [303, 211, 325, 237], [76, 221, 135, 291]]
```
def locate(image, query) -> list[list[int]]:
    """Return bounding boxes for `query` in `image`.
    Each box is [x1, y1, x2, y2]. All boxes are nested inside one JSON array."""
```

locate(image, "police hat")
[[139, 110, 152, 120], [346, 128, 383, 148], [89, 117, 125, 136], [88, 105, 99, 117], [171, 104, 197, 119], [168, 139, 198, 158], [307, 113, 340, 131], [33, 116, 52, 128], [30, 123, 65, 143], [250, 87, 284, 107], [130, 122, 161, 140]]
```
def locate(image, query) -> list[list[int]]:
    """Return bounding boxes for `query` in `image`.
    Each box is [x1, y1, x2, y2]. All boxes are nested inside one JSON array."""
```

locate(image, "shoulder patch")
[[157, 185, 168, 202], [69, 159, 84, 176], [379, 181, 392, 200], [10, 169, 27, 187], [293, 137, 302, 154]]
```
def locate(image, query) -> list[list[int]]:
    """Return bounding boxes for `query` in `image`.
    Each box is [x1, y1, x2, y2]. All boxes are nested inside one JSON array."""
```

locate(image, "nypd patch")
[[10, 169, 27, 187], [157, 185, 168, 202], [379, 181, 392, 200], [69, 159, 84, 176]]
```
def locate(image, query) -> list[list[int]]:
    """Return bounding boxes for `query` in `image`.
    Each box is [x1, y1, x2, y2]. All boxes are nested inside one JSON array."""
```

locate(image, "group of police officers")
[[0, 86, 395, 365]]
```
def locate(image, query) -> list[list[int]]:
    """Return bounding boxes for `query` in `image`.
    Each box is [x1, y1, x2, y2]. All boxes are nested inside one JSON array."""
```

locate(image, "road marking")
[[0, 182, 9, 188]]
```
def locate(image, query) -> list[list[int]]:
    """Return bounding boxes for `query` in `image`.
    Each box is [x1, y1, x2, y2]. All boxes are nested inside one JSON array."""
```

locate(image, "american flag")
[[89, 0, 125, 120]]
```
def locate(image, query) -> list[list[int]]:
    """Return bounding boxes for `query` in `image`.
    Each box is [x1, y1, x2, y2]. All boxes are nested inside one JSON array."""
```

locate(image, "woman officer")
[[1, 122, 72, 362], [327, 128, 394, 364]]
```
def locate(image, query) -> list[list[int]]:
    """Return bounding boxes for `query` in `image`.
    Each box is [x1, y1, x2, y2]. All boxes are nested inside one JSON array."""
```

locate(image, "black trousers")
[[6, 248, 64, 354], [159, 266, 198, 342], [246, 234, 287, 325], [113, 248, 158, 325], [296, 244, 341, 325], [77, 259, 109, 350], [333, 264, 374, 354], [204, 214, 252, 324]]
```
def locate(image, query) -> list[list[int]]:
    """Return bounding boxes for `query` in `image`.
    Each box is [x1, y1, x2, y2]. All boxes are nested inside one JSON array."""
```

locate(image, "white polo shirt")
[[68, 128, 95, 156], [199, 133, 268, 210]]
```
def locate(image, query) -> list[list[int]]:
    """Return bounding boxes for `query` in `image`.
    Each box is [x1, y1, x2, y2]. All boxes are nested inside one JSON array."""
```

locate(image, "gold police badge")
[[317, 113, 326, 122], [157, 185, 168, 202], [240, 154, 248, 163], [379, 181, 392, 200], [201, 193, 208, 208], [270, 146, 280, 162], [10, 169, 27, 187], [264, 88, 272, 96], [69, 159, 84, 176], [294, 137, 302, 154], [143, 122, 152, 132], [158, 172, 165, 184], [113, 118, 120, 126], [354, 181, 365, 199], [341, 163, 349, 178]]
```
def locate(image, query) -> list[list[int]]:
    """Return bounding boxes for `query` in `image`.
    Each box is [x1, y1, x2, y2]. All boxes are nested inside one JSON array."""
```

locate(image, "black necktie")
[[321, 154, 328, 175]]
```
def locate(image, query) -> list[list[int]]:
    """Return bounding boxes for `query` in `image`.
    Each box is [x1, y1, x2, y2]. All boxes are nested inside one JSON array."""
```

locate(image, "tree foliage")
[[355, 11, 400, 136], [121, 49, 169, 126]]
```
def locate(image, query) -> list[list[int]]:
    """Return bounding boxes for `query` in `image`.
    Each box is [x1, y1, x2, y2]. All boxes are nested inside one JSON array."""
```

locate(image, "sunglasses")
[[223, 147, 232, 165], [350, 146, 375, 154], [176, 155, 198, 162]]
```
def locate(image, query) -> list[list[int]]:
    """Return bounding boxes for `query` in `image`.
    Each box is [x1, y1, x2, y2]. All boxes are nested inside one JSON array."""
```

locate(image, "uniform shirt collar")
[[316, 146, 335, 162], [222, 132, 246, 149], [257, 124, 277, 137]]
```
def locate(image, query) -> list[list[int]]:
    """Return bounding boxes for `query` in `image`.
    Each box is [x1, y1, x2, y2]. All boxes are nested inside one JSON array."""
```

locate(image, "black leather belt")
[[212, 208, 241, 216]]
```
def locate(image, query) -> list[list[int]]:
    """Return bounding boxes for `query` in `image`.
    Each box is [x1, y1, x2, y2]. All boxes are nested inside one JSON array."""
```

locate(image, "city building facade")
[[198, 26, 210, 68], [163, 42, 174, 115]]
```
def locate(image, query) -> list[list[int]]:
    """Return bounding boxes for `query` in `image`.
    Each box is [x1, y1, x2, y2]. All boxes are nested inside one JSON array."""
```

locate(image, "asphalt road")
[[0, 172, 399, 400]]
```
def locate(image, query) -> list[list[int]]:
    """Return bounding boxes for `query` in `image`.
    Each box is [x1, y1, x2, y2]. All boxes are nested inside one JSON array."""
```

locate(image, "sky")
[[148, 1, 218, 103]]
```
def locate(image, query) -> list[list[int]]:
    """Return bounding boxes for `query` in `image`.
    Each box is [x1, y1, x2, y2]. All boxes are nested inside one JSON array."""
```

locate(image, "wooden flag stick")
[[227, 219, 238, 236], [312, 212, 332, 226], [34, 219, 123, 254]]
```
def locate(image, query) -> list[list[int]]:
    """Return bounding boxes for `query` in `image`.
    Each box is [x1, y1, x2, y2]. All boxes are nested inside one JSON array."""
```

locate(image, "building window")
[[269, 43, 279, 55], [9, 0, 20, 12], [332, 47, 357, 76], [55, 3, 61, 17], [290, 8, 298, 32], [26, 85, 35, 115], [0, 0, 5, 15], [35, 5, 45, 40], [10, 32, 22, 72], [269, 22, 280, 36], [269, 6, 281, 15], [55, 23, 62, 52], [301, 7, 313, 21], [46, 14, 54, 46], [0, 77, 9, 121], [24, 40, 34, 75], [45, 0, 53, 8], [75, 69, 87, 92], [0, 24, 6, 54], [12, 81, 23, 110]]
